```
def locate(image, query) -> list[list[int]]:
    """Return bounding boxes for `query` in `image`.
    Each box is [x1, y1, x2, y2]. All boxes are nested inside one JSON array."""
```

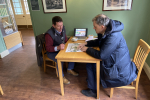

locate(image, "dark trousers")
[[86, 63, 98, 91], [47, 52, 75, 77]]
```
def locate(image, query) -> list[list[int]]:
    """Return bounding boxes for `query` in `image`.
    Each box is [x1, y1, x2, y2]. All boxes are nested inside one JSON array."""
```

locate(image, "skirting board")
[[144, 62, 150, 80], [0, 50, 9, 58]]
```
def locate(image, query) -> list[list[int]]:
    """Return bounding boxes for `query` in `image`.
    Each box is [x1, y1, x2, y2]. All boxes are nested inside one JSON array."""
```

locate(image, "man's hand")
[[77, 42, 87, 50], [81, 46, 88, 52], [57, 44, 65, 50]]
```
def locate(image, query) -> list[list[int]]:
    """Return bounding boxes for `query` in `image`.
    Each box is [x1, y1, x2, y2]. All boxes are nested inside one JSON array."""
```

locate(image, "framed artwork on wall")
[[103, 0, 133, 11], [42, 0, 67, 13], [30, 0, 40, 11]]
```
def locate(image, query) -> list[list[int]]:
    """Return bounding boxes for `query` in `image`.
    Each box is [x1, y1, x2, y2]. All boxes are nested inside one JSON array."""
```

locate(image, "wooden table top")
[[55, 37, 100, 61]]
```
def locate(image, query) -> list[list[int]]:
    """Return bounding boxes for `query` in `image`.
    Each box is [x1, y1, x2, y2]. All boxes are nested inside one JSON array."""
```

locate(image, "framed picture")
[[30, 0, 40, 11], [42, 0, 67, 13], [103, 0, 133, 11]]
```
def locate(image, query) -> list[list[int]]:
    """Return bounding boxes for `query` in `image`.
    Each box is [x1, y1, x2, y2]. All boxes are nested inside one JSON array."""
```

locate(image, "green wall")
[[0, 29, 7, 53], [28, 0, 150, 64], [146, 25, 150, 66]]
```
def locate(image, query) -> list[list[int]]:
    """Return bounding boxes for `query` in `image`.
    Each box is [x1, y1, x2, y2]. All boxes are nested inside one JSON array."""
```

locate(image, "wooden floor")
[[0, 29, 150, 100]]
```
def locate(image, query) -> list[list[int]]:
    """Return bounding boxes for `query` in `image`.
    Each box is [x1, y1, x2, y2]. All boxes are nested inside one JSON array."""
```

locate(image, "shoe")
[[67, 70, 79, 76], [63, 77, 70, 85], [81, 89, 97, 98]]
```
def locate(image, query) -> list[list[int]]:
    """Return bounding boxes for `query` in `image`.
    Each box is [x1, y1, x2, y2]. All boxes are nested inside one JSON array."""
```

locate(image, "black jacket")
[[35, 33, 45, 67]]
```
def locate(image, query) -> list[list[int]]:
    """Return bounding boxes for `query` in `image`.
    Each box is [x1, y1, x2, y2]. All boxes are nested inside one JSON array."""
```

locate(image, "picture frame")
[[30, 0, 40, 11], [103, 0, 133, 11], [42, 0, 67, 13]]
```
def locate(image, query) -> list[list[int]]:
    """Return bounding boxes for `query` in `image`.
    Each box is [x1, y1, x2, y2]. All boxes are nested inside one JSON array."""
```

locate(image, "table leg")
[[57, 60, 64, 96], [96, 61, 100, 99], [0, 85, 4, 95]]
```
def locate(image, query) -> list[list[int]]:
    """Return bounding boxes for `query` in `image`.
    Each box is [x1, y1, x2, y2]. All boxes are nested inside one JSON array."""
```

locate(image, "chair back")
[[110, 39, 150, 99], [133, 39, 150, 81]]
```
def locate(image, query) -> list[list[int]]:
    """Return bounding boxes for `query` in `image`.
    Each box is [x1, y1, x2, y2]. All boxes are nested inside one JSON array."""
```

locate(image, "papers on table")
[[85, 37, 98, 42], [66, 43, 82, 52]]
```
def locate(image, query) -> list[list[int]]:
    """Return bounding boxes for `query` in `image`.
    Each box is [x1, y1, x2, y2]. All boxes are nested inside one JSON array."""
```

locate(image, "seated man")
[[78, 14, 137, 98], [45, 16, 78, 84]]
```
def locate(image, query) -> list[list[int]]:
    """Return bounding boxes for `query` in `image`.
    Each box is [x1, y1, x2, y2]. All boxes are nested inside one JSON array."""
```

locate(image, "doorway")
[[10, 0, 32, 28]]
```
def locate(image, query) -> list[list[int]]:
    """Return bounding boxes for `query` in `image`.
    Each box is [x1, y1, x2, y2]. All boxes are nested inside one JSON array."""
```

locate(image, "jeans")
[[47, 52, 75, 77]]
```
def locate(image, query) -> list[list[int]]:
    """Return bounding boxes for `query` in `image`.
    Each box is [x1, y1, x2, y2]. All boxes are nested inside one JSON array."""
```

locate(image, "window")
[[12, 0, 23, 15], [23, 0, 30, 14]]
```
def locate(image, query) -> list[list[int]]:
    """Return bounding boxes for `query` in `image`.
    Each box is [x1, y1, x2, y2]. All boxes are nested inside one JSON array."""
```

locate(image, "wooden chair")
[[42, 43, 58, 77], [110, 39, 150, 99], [0, 85, 4, 95]]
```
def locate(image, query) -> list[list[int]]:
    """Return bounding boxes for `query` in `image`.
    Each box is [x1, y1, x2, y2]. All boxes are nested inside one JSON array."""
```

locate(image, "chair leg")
[[135, 85, 138, 99], [110, 88, 114, 98], [44, 60, 46, 73], [65, 62, 68, 68], [0, 85, 4, 95], [55, 62, 58, 77], [53, 61, 55, 66]]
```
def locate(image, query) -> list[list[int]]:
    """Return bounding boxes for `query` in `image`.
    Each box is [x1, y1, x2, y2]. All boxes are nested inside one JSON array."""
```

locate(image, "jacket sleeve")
[[86, 34, 102, 47], [45, 33, 55, 52], [86, 34, 120, 60], [86, 39, 99, 47]]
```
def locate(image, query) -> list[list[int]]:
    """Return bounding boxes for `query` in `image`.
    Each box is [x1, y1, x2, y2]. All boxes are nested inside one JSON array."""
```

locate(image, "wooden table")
[[55, 37, 101, 99]]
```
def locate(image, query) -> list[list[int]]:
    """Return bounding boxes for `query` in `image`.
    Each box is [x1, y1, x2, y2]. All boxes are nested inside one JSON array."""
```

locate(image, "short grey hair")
[[92, 14, 110, 26]]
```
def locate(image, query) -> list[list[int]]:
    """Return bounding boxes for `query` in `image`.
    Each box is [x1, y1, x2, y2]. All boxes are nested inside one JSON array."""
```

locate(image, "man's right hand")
[[77, 42, 87, 50], [57, 44, 65, 50]]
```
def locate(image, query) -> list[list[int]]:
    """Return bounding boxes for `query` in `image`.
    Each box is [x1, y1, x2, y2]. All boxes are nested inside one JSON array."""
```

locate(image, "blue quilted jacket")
[[86, 19, 137, 88]]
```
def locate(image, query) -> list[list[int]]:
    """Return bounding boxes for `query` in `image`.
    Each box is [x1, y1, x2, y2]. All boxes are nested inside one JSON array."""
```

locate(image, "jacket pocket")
[[103, 64, 119, 80]]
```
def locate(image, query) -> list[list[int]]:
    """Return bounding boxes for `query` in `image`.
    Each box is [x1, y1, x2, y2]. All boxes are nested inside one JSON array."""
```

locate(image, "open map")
[[66, 43, 82, 52]]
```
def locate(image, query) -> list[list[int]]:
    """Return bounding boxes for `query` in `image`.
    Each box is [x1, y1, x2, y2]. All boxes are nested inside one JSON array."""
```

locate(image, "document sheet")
[[66, 43, 82, 52]]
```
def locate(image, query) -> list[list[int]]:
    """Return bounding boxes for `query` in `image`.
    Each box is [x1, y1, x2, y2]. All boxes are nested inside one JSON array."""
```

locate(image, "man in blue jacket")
[[78, 14, 137, 98]]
